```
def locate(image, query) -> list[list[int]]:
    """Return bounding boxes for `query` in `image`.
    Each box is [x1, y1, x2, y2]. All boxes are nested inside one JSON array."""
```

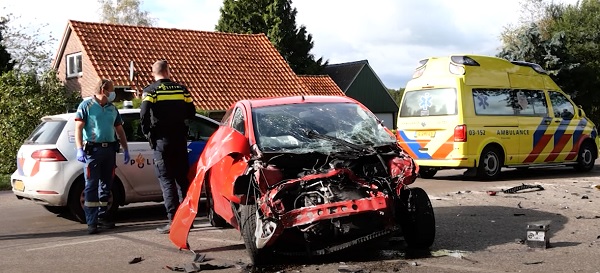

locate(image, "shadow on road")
[[431, 165, 600, 182], [244, 205, 570, 271]]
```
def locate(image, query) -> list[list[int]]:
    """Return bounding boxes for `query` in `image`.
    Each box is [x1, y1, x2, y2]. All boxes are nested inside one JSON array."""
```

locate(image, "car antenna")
[[301, 95, 305, 101]]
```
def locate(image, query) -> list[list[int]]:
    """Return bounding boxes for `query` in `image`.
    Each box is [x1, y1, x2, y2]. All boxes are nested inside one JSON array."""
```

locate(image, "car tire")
[[240, 204, 268, 266], [418, 167, 438, 179], [574, 141, 595, 172], [398, 187, 435, 250], [43, 205, 68, 215], [67, 176, 123, 224], [476, 146, 503, 180], [206, 181, 227, 228]]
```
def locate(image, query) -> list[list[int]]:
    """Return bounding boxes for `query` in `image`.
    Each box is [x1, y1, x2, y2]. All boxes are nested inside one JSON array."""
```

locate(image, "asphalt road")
[[1, 165, 600, 273]]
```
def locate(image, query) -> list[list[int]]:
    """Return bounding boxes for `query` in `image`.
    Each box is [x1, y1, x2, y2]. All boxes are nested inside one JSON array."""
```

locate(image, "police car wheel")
[[67, 176, 123, 224], [477, 146, 503, 180], [574, 141, 595, 172]]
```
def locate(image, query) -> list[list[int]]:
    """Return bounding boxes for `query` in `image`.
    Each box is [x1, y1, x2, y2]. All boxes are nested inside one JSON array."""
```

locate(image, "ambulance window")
[[514, 90, 548, 117], [549, 91, 575, 120], [399, 88, 457, 117], [473, 89, 517, 115]]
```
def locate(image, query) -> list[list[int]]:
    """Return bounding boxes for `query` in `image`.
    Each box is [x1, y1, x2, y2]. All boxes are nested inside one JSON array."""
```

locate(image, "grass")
[[0, 173, 11, 191]]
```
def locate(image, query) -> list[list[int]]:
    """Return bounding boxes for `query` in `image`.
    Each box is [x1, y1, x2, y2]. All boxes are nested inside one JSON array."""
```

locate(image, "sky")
[[2, 0, 580, 89]]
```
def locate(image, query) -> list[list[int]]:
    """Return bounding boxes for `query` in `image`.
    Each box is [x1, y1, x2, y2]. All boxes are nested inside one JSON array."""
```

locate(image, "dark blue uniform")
[[140, 79, 196, 222]]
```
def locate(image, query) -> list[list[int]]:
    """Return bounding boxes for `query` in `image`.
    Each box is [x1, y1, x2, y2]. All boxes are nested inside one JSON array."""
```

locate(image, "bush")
[[0, 70, 80, 173]]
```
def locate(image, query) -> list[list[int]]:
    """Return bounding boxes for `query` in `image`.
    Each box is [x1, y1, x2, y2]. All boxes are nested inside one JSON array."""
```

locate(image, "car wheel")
[[43, 205, 68, 215], [574, 141, 595, 172], [206, 181, 227, 227], [240, 204, 269, 266], [67, 176, 123, 224], [476, 146, 503, 180], [418, 167, 437, 179], [398, 187, 435, 250]]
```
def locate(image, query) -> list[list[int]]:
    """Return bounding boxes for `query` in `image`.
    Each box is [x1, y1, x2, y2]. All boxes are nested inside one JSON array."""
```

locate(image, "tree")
[[216, 0, 327, 75], [0, 16, 14, 73], [98, 0, 156, 26], [497, 0, 600, 125], [0, 70, 80, 173], [388, 88, 405, 106], [0, 13, 54, 75]]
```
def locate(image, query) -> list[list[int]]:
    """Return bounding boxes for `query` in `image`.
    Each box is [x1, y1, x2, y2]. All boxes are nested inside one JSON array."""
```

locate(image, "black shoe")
[[98, 219, 115, 229], [87, 225, 99, 235], [156, 223, 171, 234]]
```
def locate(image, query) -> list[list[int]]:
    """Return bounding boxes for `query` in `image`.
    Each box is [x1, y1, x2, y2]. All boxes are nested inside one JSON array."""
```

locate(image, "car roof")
[[40, 108, 219, 125], [244, 95, 356, 108]]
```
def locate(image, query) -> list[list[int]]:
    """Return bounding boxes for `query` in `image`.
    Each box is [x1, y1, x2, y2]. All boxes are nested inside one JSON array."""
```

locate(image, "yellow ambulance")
[[396, 54, 599, 180]]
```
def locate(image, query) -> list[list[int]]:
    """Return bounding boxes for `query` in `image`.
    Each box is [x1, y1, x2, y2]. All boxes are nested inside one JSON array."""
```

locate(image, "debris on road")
[[193, 253, 207, 263], [503, 184, 545, 194], [582, 195, 589, 199], [524, 261, 544, 265], [128, 257, 143, 264], [517, 202, 523, 208], [575, 215, 600, 219], [487, 191, 497, 196], [338, 264, 366, 273], [514, 213, 526, 216], [526, 221, 551, 249]]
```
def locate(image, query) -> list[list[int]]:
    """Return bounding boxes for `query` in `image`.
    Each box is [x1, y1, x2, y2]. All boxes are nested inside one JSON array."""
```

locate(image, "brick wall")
[[55, 28, 100, 97]]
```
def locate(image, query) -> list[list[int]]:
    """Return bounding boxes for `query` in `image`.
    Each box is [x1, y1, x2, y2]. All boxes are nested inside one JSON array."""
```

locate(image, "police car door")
[[117, 113, 161, 196]]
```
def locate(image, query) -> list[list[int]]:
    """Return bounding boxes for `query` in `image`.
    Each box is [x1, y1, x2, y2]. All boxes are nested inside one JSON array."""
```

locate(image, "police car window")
[[24, 121, 67, 145], [548, 91, 575, 120], [121, 113, 146, 142], [400, 88, 457, 117], [186, 115, 218, 141], [231, 108, 246, 135]]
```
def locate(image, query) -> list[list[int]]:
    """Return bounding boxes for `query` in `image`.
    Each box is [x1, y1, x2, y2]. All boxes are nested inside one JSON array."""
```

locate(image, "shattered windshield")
[[252, 102, 396, 153]]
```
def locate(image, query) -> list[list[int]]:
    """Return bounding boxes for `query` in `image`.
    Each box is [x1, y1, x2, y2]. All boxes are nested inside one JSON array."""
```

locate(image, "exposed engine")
[[251, 144, 417, 250]]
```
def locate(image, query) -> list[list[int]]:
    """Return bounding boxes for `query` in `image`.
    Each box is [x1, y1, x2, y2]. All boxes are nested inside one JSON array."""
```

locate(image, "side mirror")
[[578, 107, 586, 118]]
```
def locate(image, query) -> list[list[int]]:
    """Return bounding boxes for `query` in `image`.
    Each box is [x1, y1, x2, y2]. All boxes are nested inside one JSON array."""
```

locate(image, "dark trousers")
[[154, 137, 190, 221], [83, 146, 116, 226]]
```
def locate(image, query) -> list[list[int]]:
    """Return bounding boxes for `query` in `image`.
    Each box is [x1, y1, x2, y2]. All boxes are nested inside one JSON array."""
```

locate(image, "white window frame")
[[66, 52, 83, 78]]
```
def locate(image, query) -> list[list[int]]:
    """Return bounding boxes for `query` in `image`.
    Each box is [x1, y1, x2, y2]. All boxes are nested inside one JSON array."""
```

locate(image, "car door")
[[117, 113, 161, 196], [546, 90, 578, 162], [516, 89, 551, 163]]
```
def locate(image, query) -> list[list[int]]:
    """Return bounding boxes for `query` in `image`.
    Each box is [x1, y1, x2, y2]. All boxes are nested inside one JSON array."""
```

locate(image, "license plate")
[[415, 131, 436, 138], [13, 180, 24, 192]]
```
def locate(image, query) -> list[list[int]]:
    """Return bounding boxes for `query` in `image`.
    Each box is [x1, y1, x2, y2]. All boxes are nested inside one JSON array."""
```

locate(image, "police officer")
[[140, 60, 196, 234], [75, 79, 130, 234]]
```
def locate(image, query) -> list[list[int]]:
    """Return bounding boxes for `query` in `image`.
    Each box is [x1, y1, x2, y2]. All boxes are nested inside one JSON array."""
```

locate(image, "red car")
[[170, 96, 435, 265]]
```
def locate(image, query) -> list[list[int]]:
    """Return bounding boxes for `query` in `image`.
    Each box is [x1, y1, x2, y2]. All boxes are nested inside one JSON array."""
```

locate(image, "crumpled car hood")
[[169, 126, 250, 249]]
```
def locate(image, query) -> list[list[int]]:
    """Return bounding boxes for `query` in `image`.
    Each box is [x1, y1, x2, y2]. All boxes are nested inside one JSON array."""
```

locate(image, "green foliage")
[[0, 173, 10, 191], [216, 0, 327, 75], [0, 70, 80, 173], [497, 0, 600, 125], [388, 88, 405, 106], [113, 97, 143, 109], [98, 0, 156, 26]]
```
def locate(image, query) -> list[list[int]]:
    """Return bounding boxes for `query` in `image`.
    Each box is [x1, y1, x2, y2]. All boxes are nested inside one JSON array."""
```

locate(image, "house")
[[298, 75, 344, 95], [324, 60, 399, 129], [51, 20, 344, 120]]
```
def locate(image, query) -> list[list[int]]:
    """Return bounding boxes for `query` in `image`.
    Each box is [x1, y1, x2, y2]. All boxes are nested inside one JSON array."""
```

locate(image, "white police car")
[[10, 108, 218, 223]]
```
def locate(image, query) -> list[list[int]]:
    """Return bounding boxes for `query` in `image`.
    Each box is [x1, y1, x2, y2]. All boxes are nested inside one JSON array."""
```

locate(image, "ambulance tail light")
[[31, 149, 67, 162], [454, 125, 467, 142]]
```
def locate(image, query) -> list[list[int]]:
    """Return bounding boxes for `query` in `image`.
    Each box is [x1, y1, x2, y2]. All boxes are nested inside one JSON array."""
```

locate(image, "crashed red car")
[[170, 96, 435, 265]]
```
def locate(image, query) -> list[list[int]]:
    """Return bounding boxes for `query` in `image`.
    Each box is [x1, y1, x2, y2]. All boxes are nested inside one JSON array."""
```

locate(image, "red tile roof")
[[55, 20, 344, 111], [298, 75, 344, 96]]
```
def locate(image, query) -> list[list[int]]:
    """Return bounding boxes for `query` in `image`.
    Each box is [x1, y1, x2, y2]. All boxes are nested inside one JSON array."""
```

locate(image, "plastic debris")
[[503, 184, 544, 194], [128, 257, 144, 264]]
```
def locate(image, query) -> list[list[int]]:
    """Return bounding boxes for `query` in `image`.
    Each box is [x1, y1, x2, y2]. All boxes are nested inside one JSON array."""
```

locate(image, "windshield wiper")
[[305, 129, 373, 154]]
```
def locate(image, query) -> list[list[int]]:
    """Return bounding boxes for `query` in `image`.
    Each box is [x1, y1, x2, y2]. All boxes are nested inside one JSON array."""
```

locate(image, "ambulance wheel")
[[574, 141, 595, 172], [240, 204, 270, 266], [418, 167, 438, 179], [476, 146, 503, 180], [398, 187, 436, 250]]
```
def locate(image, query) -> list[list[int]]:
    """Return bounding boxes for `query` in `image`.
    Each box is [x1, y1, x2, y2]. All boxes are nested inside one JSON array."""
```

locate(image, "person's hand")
[[76, 148, 86, 163], [123, 150, 130, 164]]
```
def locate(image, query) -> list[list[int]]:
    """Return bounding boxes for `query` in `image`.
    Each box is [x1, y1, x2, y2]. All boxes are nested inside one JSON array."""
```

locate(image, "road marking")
[[26, 237, 115, 251]]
